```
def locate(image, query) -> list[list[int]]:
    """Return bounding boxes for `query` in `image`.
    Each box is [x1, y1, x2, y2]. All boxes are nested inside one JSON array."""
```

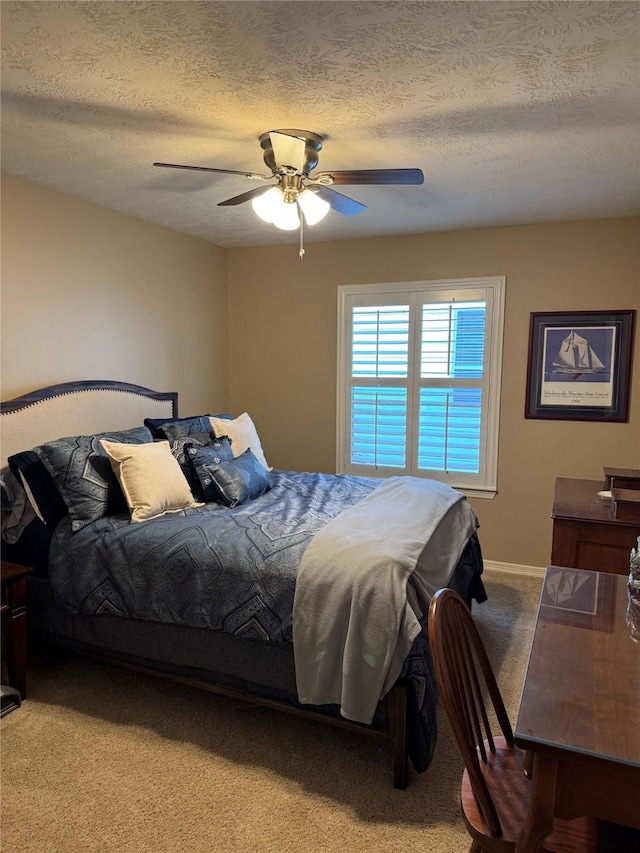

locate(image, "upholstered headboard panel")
[[0, 381, 178, 466]]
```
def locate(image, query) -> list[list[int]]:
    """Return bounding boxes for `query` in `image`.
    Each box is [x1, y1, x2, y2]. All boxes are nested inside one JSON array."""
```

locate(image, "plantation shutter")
[[418, 302, 485, 475], [350, 304, 410, 469], [337, 278, 505, 495]]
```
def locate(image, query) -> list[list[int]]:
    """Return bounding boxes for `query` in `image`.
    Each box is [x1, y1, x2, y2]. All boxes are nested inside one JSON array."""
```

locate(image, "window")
[[337, 277, 505, 497]]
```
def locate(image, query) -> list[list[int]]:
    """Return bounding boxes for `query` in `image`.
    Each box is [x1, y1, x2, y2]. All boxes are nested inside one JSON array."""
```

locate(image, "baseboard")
[[483, 560, 546, 579]]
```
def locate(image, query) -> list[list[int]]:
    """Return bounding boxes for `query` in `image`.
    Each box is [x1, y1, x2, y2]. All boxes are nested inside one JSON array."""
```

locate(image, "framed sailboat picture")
[[525, 310, 636, 421]]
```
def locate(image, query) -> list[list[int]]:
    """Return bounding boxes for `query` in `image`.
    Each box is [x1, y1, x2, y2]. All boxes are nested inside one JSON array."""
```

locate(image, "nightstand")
[[1, 561, 32, 699]]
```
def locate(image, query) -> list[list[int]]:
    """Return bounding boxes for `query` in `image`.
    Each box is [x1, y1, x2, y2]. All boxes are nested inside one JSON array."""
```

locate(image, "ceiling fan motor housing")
[[259, 129, 323, 174]]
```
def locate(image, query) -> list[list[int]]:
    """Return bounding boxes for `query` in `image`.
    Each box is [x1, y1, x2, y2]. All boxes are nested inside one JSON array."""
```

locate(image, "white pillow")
[[209, 413, 271, 471], [99, 439, 202, 523]]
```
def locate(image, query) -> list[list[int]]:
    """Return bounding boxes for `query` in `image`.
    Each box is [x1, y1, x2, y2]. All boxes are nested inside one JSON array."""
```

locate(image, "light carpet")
[[0, 571, 542, 853]]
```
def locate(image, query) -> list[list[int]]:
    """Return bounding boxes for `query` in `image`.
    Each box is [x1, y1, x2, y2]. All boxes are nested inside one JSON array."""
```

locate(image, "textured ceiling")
[[1, 1, 639, 248]]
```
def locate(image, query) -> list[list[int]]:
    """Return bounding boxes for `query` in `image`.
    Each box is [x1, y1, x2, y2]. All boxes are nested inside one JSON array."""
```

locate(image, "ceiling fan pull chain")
[[299, 213, 305, 259]]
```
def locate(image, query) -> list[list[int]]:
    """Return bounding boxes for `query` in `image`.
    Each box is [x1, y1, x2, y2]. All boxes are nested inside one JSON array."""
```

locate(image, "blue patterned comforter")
[[48, 470, 379, 642]]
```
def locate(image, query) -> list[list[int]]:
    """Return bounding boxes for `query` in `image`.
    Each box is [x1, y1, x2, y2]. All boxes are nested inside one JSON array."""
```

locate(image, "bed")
[[0, 380, 486, 788]]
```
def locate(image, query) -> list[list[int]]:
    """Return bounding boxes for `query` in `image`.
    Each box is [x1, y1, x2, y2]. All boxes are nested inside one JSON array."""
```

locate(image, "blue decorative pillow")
[[8, 450, 68, 528], [185, 437, 236, 503], [144, 415, 213, 441], [169, 431, 212, 500], [36, 426, 153, 531], [143, 416, 182, 438], [194, 447, 271, 508], [144, 414, 233, 441]]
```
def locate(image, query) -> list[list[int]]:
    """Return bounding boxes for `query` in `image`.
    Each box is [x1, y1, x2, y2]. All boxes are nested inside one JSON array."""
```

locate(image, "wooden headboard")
[[0, 380, 178, 465]]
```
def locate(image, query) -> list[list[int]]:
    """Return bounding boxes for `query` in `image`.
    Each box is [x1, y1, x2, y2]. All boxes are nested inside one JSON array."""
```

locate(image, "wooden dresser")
[[551, 477, 640, 576]]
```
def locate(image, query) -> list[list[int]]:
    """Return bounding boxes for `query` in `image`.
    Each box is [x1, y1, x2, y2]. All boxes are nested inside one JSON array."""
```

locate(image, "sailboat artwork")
[[552, 330, 605, 377], [538, 324, 615, 409], [527, 311, 633, 420]]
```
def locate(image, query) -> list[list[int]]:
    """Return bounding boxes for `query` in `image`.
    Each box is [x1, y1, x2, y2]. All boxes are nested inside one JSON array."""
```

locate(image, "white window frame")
[[336, 276, 506, 498]]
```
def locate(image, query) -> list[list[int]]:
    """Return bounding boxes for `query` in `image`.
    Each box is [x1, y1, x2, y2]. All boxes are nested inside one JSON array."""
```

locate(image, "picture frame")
[[525, 310, 636, 421]]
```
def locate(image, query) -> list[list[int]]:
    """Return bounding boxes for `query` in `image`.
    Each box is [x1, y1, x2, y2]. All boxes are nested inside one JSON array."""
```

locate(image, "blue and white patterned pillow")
[[169, 431, 212, 500], [36, 426, 153, 531], [185, 437, 237, 503], [190, 446, 271, 508]]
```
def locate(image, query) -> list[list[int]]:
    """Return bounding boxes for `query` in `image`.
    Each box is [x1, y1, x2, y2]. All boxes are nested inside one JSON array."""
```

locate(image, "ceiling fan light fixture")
[[251, 186, 286, 223], [297, 188, 330, 225], [156, 129, 424, 250]]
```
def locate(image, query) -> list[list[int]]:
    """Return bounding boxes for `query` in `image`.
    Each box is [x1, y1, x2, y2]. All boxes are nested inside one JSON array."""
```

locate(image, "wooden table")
[[1, 561, 31, 699], [515, 566, 640, 853], [551, 477, 640, 575]]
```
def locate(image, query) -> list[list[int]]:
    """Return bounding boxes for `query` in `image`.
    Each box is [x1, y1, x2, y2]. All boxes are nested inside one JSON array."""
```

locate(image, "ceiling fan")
[[153, 129, 424, 236]]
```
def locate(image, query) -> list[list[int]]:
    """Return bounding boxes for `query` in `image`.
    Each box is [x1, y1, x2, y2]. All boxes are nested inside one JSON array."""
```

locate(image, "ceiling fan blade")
[[314, 186, 367, 216], [315, 168, 424, 186], [269, 131, 306, 172], [153, 162, 266, 179], [217, 186, 273, 207]]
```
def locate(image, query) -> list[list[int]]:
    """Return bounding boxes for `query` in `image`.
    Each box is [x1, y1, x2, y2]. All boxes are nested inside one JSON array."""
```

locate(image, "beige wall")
[[228, 219, 640, 567], [1, 175, 229, 416]]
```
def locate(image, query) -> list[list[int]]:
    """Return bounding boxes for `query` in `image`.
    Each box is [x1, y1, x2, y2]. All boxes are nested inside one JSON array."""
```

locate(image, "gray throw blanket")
[[292, 476, 477, 724]]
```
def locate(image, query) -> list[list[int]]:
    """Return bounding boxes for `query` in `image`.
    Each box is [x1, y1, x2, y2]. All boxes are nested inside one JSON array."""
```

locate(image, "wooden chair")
[[427, 588, 596, 853]]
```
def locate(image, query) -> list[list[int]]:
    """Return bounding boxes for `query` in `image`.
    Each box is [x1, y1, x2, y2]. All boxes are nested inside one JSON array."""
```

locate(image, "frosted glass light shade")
[[272, 200, 300, 231], [252, 186, 285, 223], [298, 189, 330, 225]]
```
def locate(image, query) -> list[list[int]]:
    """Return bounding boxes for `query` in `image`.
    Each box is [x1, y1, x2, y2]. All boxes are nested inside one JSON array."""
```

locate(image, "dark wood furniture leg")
[[386, 682, 408, 789], [1, 562, 31, 699], [515, 752, 557, 853]]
